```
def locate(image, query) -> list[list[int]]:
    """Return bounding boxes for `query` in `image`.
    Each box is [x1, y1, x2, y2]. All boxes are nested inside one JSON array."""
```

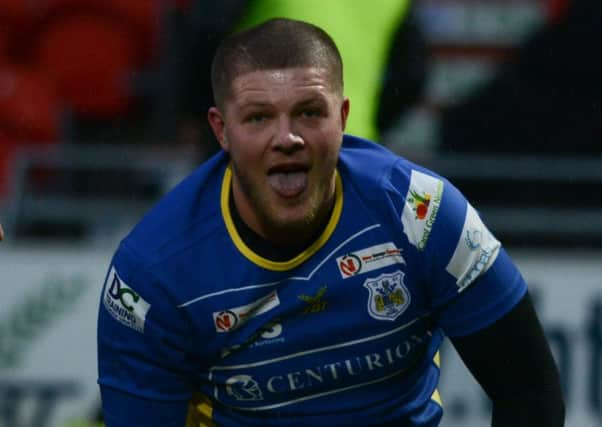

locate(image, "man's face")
[[208, 67, 349, 243]]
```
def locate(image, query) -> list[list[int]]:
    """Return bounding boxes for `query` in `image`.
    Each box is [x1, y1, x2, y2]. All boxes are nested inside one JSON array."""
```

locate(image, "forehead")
[[228, 67, 338, 106]]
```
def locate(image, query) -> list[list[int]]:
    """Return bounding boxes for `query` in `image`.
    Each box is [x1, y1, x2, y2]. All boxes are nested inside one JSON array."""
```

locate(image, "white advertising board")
[[0, 244, 113, 427]]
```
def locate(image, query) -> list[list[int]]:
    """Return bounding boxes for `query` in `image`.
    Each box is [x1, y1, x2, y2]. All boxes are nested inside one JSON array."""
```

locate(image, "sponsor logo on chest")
[[336, 242, 405, 278], [213, 326, 433, 407], [213, 290, 280, 332], [220, 320, 285, 358]]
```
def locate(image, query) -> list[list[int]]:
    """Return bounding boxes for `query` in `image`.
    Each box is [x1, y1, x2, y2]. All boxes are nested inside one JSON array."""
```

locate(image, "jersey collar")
[[220, 165, 343, 271]]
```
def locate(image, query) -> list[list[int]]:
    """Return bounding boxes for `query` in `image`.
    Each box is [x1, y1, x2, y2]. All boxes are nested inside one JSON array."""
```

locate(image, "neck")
[[266, 193, 335, 248], [229, 189, 335, 259]]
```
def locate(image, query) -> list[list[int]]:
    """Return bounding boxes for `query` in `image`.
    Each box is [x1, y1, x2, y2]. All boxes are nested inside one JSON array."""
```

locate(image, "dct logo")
[[108, 273, 140, 311], [102, 266, 150, 333]]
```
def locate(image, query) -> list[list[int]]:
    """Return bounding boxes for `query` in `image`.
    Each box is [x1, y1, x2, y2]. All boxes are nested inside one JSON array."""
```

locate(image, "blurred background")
[[0, 0, 600, 426]]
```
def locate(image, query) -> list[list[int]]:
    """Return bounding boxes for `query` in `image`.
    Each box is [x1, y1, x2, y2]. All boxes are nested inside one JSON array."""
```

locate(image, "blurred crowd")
[[0, 0, 176, 195], [1, 0, 599, 202]]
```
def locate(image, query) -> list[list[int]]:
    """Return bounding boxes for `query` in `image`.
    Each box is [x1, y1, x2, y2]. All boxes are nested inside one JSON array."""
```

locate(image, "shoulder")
[[339, 134, 401, 175], [338, 135, 482, 253], [103, 153, 231, 318], [339, 134, 408, 194], [122, 151, 229, 267], [338, 134, 453, 210]]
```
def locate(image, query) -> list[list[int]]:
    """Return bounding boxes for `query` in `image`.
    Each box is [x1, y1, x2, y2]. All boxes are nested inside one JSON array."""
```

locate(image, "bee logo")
[[298, 286, 328, 314]]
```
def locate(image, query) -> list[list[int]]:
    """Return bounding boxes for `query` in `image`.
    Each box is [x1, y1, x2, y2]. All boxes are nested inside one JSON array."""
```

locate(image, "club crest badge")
[[363, 271, 410, 321]]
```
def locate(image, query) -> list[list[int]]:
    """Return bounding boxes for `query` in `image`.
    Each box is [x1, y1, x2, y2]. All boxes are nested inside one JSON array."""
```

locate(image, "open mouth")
[[267, 164, 309, 198]]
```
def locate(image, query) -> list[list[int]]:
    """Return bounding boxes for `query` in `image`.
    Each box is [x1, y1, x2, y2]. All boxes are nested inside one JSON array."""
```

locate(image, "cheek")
[[314, 131, 342, 161], [226, 132, 262, 162], [230, 148, 262, 177]]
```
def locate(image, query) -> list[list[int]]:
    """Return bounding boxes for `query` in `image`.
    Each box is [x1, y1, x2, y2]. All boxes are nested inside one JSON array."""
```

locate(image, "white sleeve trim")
[[445, 203, 501, 291]]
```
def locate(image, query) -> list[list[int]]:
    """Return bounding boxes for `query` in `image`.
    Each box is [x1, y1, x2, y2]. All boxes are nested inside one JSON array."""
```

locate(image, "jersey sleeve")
[[395, 165, 527, 338], [97, 242, 194, 426]]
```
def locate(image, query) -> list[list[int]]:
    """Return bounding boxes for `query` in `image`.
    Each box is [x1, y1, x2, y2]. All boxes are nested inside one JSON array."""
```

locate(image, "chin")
[[265, 203, 317, 231], [270, 211, 313, 230], [257, 186, 328, 234]]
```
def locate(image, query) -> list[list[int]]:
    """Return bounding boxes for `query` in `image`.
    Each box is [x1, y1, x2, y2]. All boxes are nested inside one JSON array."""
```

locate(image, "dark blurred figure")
[[377, 3, 428, 138], [173, 0, 249, 161], [439, 0, 602, 155]]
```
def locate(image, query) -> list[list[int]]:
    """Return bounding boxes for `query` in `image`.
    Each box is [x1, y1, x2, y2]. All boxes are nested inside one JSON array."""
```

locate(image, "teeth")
[[268, 171, 307, 197]]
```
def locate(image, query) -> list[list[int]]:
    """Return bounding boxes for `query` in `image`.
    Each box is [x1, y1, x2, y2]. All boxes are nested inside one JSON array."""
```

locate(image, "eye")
[[302, 109, 321, 118], [247, 113, 267, 123]]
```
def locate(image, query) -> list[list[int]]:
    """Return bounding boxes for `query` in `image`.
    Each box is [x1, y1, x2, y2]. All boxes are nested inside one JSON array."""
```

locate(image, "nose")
[[272, 116, 304, 153]]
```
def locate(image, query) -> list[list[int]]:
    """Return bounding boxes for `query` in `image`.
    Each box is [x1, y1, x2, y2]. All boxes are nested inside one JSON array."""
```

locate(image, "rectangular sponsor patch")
[[103, 266, 150, 333], [401, 170, 444, 250], [336, 242, 405, 278], [446, 203, 501, 290], [213, 290, 280, 332]]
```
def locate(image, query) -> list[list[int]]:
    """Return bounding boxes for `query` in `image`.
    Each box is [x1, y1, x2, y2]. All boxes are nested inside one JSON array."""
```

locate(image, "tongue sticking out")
[[268, 171, 307, 197]]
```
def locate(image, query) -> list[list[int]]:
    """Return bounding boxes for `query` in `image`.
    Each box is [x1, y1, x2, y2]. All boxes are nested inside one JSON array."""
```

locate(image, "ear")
[[208, 107, 229, 151], [340, 97, 350, 131]]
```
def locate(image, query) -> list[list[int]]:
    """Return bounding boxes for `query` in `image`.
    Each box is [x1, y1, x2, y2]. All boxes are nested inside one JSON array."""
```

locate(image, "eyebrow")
[[238, 100, 272, 108], [235, 91, 330, 114], [294, 97, 328, 108], [235, 101, 274, 114]]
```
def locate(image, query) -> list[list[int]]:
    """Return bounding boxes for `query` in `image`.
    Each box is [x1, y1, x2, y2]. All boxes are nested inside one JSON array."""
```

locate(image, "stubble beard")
[[231, 161, 335, 244]]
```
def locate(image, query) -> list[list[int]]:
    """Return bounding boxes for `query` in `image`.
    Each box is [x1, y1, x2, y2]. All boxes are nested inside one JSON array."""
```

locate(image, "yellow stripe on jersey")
[[221, 165, 343, 271], [431, 388, 442, 406], [186, 393, 217, 427], [431, 351, 442, 406]]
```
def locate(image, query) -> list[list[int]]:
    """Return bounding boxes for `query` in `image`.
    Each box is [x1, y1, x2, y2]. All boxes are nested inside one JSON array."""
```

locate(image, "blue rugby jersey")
[[97, 135, 527, 426]]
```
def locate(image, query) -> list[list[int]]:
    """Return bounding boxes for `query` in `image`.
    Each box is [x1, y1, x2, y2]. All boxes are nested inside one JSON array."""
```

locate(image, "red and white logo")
[[214, 310, 238, 332], [213, 291, 280, 333], [338, 254, 362, 277], [336, 243, 405, 279]]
